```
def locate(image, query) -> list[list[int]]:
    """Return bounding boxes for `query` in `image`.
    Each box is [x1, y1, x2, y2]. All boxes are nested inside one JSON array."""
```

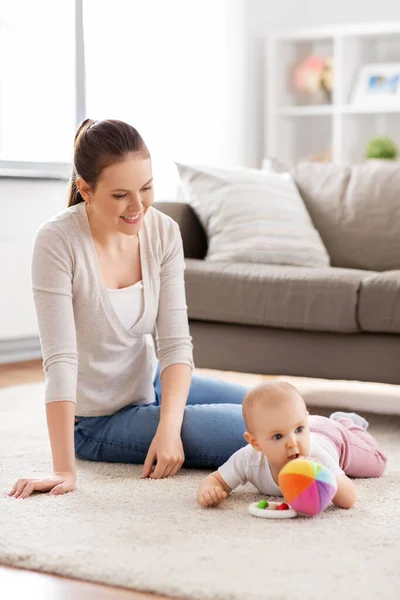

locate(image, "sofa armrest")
[[153, 201, 207, 259]]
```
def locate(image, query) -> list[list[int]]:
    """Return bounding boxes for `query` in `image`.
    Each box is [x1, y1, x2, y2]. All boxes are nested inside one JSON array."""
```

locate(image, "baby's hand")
[[198, 485, 227, 507]]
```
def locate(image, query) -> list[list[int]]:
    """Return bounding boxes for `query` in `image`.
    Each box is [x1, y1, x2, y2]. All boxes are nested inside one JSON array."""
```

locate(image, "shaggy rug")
[[1, 381, 400, 600]]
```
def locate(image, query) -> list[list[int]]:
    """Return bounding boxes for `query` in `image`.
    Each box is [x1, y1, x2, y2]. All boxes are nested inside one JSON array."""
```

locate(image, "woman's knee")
[[186, 374, 248, 406], [180, 404, 247, 465]]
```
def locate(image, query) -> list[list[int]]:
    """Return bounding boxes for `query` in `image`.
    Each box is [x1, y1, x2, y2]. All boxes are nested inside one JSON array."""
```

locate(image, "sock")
[[330, 411, 369, 430]]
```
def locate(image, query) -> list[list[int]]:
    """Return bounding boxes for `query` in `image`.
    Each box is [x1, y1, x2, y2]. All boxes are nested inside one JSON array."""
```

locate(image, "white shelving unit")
[[265, 22, 400, 166]]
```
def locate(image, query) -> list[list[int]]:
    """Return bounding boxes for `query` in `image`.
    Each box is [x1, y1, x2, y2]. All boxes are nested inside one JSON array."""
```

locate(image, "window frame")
[[0, 0, 85, 181]]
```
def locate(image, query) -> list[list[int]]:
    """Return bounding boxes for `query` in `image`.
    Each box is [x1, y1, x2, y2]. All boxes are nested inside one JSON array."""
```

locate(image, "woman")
[[9, 119, 248, 499]]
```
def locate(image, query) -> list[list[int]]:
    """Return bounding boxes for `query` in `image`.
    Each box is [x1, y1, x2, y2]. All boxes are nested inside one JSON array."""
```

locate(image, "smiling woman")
[[71, 122, 154, 240], [8, 118, 250, 500]]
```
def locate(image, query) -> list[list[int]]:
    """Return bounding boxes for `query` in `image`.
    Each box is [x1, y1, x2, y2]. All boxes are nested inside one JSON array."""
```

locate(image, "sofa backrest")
[[153, 201, 207, 259], [267, 160, 400, 271]]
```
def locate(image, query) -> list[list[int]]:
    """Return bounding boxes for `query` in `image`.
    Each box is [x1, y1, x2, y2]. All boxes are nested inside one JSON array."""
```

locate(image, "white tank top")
[[107, 280, 144, 331]]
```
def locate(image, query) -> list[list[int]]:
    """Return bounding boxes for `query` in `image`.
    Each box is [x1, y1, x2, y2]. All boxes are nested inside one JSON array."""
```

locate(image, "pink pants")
[[308, 415, 387, 478]]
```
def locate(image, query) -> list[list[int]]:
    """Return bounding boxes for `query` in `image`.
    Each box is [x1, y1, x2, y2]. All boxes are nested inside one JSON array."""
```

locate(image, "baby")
[[197, 381, 387, 509]]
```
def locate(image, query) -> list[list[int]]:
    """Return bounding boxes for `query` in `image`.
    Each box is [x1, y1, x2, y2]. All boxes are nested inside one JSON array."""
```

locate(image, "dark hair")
[[67, 119, 150, 207]]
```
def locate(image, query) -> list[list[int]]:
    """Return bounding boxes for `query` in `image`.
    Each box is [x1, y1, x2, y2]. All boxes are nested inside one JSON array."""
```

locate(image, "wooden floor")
[[0, 359, 273, 599]]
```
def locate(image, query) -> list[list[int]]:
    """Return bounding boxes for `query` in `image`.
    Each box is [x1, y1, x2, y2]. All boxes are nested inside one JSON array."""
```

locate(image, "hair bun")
[[74, 118, 96, 144]]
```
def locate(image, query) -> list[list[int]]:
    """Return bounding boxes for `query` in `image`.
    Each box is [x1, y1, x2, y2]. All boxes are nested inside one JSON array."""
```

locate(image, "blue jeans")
[[74, 365, 249, 468]]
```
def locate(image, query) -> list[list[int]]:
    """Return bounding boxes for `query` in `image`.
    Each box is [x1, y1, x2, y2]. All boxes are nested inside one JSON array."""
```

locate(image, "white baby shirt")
[[218, 433, 345, 495]]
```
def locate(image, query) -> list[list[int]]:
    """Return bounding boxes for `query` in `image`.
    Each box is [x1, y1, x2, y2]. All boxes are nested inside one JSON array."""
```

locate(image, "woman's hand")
[[141, 424, 184, 479], [8, 471, 77, 499]]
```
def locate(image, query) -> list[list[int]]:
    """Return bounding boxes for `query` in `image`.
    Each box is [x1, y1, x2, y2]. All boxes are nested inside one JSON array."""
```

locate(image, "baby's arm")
[[197, 471, 232, 507], [309, 438, 357, 509], [198, 446, 249, 507], [332, 475, 357, 509]]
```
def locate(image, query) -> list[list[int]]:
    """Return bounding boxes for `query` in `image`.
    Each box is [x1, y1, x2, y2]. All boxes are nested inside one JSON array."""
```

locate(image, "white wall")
[[248, 0, 400, 32], [289, 0, 400, 27], [243, 0, 304, 167], [0, 178, 69, 342]]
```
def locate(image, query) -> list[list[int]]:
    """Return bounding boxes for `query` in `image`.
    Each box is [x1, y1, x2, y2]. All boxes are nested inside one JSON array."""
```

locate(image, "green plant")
[[365, 136, 398, 160]]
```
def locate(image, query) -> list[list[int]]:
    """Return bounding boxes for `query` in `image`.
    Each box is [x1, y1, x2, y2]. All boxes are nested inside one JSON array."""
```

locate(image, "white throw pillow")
[[175, 162, 330, 268]]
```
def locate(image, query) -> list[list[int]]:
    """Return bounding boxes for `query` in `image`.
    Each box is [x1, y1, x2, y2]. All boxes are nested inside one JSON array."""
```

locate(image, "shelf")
[[276, 106, 335, 116], [276, 105, 400, 117], [274, 22, 400, 41], [266, 22, 400, 165], [340, 105, 400, 115]]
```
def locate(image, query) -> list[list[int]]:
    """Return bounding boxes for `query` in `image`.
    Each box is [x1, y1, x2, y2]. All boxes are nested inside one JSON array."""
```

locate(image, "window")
[[83, 0, 245, 200], [0, 0, 245, 191], [0, 0, 75, 172]]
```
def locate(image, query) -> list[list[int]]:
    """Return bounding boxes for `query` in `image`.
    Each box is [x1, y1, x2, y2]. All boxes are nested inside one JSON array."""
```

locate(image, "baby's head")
[[242, 381, 310, 474]]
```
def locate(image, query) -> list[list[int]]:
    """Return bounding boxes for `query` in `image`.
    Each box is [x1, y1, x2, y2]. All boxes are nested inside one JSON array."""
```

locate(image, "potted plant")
[[365, 136, 398, 162]]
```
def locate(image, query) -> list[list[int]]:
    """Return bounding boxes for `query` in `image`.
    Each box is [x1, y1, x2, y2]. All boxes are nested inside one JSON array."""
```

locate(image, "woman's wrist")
[[157, 363, 191, 432], [46, 401, 77, 477], [158, 416, 182, 434], [53, 465, 77, 476]]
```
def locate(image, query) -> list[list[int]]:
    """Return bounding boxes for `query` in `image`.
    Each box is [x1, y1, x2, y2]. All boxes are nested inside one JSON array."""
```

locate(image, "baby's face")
[[250, 395, 310, 473]]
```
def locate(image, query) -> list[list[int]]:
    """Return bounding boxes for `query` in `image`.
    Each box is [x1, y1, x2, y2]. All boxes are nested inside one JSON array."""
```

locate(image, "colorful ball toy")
[[278, 458, 337, 516]]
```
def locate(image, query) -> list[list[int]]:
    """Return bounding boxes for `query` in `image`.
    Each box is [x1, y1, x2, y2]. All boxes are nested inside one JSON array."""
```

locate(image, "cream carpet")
[[1, 381, 400, 600]]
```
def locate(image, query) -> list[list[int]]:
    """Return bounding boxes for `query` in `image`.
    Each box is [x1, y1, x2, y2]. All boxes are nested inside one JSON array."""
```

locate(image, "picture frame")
[[351, 63, 400, 106]]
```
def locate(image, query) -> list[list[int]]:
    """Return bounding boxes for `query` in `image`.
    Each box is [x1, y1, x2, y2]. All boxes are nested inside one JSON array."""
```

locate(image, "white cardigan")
[[32, 202, 194, 416]]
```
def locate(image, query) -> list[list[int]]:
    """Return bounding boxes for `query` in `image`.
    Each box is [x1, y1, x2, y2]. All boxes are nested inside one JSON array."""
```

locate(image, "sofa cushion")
[[175, 162, 330, 268], [265, 159, 400, 272], [184, 259, 370, 333], [358, 271, 400, 333]]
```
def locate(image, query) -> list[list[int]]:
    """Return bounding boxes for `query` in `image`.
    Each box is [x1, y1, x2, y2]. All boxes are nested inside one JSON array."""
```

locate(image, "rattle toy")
[[248, 499, 297, 519]]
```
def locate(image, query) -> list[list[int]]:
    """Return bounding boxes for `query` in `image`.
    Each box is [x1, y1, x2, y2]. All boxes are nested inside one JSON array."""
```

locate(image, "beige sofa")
[[154, 161, 400, 385]]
